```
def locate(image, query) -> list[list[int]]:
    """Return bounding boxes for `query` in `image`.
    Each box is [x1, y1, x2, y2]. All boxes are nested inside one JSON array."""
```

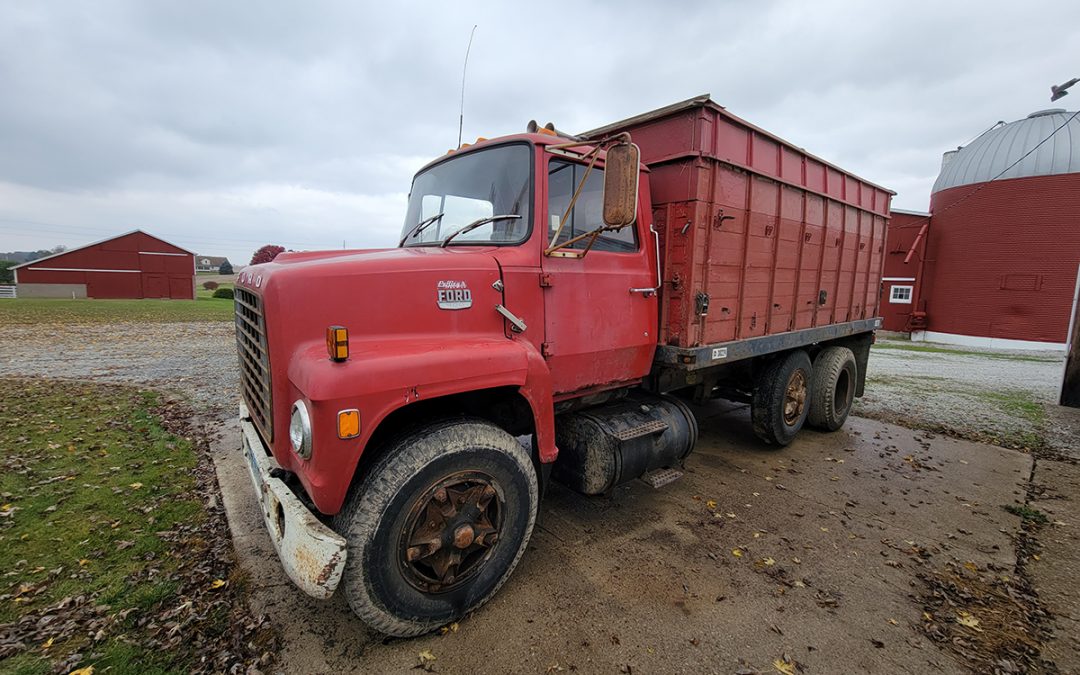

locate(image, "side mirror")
[[602, 141, 641, 228]]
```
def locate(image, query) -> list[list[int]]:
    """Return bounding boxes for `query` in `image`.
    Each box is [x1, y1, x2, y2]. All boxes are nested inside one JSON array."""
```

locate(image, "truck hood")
[[236, 246, 507, 352]]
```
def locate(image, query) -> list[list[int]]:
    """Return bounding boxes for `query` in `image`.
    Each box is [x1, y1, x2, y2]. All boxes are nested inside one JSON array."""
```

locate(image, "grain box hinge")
[[541, 342, 554, 358], [539, 273, 553, 288]]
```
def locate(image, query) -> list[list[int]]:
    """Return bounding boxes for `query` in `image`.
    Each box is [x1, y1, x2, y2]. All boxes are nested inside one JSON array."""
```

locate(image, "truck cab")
[[237, 96, 885, 637]]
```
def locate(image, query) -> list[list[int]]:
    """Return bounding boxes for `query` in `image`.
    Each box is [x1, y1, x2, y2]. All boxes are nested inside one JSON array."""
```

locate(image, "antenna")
[[457, 25, 477, 149]]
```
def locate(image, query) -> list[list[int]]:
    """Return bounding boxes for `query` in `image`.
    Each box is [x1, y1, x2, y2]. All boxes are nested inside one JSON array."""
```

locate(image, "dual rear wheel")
[[752, 346, 858, 446]]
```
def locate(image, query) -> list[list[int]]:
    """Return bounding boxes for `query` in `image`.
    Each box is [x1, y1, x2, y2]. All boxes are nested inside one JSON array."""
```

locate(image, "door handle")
[[629, 224, 663, 298]]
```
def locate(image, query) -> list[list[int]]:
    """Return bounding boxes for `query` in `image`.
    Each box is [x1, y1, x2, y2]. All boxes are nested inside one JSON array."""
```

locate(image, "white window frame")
[[889, 285, 913, 304]]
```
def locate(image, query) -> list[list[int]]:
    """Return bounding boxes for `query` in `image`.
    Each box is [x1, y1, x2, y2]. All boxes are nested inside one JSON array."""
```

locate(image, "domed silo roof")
[[932, 109, 1080, 193]]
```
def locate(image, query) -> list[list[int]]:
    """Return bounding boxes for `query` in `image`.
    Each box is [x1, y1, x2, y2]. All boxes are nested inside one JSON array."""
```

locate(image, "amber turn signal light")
[[337, 409, 360, 439], [326, 325, 349, 362]]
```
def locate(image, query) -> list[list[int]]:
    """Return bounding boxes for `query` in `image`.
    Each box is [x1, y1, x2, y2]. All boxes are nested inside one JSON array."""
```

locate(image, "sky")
[[1, 1, 1078, 265]]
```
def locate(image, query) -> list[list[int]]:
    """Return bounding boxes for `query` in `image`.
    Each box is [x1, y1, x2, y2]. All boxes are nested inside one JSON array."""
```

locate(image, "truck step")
[[611, 419, 669, 442], [640, 467, 684, 489]]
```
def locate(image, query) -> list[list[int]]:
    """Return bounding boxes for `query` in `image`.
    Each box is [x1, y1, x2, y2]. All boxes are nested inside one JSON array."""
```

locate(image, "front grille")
[[235, 287, 273, 443]]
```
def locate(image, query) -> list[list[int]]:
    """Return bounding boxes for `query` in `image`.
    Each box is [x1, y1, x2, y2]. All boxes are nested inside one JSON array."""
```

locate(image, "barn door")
[[168, 276, 191, 299], [143, 275, 166, 298]]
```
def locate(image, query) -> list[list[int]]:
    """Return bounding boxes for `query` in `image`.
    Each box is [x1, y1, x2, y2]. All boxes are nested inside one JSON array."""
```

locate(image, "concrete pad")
[[211, 404, 1032, 674]]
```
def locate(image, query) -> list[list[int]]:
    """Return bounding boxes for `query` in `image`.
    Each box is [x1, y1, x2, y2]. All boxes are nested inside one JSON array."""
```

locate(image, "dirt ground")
[[2, 323, 1076, 673], [211, 404, 1032, 674]]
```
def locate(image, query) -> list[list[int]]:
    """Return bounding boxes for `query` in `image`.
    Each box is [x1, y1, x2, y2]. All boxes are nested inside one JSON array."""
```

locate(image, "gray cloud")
[[1, 0, 1078, 263]]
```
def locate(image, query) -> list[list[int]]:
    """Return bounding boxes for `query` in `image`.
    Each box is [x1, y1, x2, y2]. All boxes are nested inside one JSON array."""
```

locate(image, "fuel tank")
[[552, 393, 698, 495]]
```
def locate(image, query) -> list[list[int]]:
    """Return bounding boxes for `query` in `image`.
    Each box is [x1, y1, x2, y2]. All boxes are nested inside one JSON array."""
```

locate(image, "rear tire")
[[752, 350, 812, 446], [333, 418, 538, 637], [807, 346, 857, 431]]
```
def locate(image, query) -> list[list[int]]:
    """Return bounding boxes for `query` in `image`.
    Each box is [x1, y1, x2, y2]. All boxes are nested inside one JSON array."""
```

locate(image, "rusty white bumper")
[[239, 403, 347, 599]]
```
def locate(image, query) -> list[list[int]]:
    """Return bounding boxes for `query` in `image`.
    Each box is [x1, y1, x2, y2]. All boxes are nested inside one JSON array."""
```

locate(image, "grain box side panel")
[[796, 194, 825, 330], [699, 164, 749, 346]]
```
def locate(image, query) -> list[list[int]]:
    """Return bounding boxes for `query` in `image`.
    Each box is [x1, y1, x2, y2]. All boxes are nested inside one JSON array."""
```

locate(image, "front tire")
[[752, 350, 812, 446], [333, 418, 538, 637]]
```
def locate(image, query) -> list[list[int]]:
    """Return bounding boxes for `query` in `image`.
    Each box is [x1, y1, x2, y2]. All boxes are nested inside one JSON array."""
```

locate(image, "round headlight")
[[289, 400, 312, 459]]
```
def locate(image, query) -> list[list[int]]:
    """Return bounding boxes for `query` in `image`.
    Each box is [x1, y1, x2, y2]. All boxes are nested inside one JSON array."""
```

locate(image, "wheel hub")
[[784, 370, 807, 425], [453, 524, 475, 549], [400, 472, 503, 593]]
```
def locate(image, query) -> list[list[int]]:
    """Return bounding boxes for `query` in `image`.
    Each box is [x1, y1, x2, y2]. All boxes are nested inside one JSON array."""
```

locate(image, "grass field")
[[0, 380, 216, 672], [0, 293, 234, 324]]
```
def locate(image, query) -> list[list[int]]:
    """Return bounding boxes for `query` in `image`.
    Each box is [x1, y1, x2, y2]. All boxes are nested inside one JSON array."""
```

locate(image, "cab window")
[[547, 159, 637, 252]]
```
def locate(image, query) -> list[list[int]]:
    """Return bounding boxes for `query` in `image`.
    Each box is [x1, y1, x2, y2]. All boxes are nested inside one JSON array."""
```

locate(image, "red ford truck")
[[235, 95, 891, 636]]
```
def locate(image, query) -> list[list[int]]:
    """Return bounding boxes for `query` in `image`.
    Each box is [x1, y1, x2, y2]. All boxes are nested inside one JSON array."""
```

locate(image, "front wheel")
[[752, 350, 813, 446], [333, 418, 538, 637]]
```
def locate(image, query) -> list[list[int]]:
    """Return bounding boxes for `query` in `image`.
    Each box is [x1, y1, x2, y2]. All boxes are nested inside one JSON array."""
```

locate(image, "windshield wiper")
[[398, 212, 445, 247], [440, 215, 521, 247]]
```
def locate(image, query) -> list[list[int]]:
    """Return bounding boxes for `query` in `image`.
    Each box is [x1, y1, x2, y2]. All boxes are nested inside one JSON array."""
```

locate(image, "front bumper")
[[239, 403, 347, 599]]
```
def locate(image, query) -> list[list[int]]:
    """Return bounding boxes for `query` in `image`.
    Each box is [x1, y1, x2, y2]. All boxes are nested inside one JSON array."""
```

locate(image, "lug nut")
[[434, 488, 448, 503]]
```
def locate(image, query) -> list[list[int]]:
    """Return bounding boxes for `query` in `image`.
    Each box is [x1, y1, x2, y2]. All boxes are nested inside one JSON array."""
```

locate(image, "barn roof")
[[933, 109, 1080, 193], [11, 229, 193, 269]]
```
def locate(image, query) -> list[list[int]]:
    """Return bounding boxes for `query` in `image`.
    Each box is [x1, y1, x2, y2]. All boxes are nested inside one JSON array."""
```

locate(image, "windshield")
[[401, 144, 532, 247]]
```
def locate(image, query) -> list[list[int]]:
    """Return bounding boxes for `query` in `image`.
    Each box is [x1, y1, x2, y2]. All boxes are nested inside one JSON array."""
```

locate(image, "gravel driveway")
[[856, 340, 1068, 451], [0, 322, 239, 416]]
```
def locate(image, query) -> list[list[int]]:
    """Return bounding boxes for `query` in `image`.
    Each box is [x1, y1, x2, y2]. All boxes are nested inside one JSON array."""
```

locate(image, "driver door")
[[540, 157, 657, 396]]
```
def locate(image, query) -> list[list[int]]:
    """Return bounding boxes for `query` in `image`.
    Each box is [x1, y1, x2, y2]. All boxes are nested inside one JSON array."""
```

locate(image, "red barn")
[[879, 209, 929, 332], [12, 230, 195, 300], [880, 108, 1080, 350]]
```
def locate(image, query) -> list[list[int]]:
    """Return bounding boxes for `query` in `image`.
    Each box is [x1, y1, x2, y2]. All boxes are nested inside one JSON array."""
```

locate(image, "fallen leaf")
[[962, 561, 978, 573], [956, 612, 982, 630], [418, 649, 437, 669], [129, 482, 143, 490], [732, 548, 744, 558], [210, 579, 226, 589], [78, 559, 90, 566], [42, 637, 54, 650], [820, 527, 829, 533], [887, 618, 898, 625], [705, 500, 717, 510], [761, 557, 776, 566], [773, 657, 797, 675], [69, 668, 94, 675], [439, 622, 459, 635]]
